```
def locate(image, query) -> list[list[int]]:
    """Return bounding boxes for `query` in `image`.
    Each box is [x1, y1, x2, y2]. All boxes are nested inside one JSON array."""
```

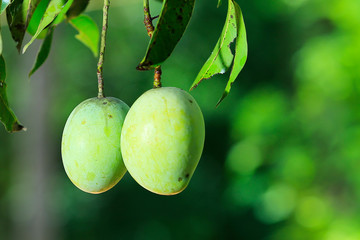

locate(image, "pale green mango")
[[121, 87, 205, 195], [61, 97, 129, 194]]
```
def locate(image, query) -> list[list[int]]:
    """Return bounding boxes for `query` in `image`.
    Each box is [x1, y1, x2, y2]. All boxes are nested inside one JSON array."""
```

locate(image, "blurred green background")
[[1, 0, 360, 239]]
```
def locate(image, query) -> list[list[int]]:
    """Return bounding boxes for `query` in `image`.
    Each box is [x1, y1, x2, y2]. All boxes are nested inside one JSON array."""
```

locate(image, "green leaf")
[[26, 0, 50, 39], [190, 0, 247, 106], [190, 0, 236, 89], [6, 0, 29, 52], [51, 0, 75, 25], [26, 0, 42, 26], [23, 0, 73, 53], [137, 0, 195, 70], [29, 27, 54, 77], [66, 0, 89, 19], [0, 55, 24, 132], [6, 0, 41, 52], [0, 22, 3, 55], [216, 1, 247, 106], [0, 0, 12, 14], [69, 14, 99, 57]]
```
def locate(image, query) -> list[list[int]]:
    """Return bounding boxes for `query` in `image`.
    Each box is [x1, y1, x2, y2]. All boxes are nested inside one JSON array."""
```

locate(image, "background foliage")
[[1, 0, 360, 239]]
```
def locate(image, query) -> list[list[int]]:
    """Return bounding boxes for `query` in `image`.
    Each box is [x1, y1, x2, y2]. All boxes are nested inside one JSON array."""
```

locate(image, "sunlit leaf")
[[0, 55, 24, 132], [190, 1, 237, 89], [29, 27, 54, 77], [69, 14, 99, 57], [51, 0, 81, 25], [26, 0, 42, 26], [23, 0, 74, 53], [217, 1, 247, 106], [190, 0, 247, 106], [26, 0, 50, 39], [0, 0, 12, 14], [137, 0, 195, 70]]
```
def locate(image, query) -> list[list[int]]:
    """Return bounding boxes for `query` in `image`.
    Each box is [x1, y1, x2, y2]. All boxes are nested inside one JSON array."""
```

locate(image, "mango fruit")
[[61, 97, 129, 194], [121, 87, 205, 195]]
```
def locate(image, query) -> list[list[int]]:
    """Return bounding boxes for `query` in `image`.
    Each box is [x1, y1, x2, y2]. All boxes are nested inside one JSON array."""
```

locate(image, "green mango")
[[61, 97, 129, 194], [121, 87, 205, 195]]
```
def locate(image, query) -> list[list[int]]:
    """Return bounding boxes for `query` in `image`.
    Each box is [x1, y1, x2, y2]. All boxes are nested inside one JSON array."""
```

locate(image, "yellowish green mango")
[[121, 87, 205, 195], [61, 97, 129, 194]]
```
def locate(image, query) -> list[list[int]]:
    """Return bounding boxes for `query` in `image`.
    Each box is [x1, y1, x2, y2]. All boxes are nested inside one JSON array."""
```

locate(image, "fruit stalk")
[[143, 0, 162, 88], [97, 0, 110, 98], [154, 66, 162, 88], [143, 0, 154, 38]]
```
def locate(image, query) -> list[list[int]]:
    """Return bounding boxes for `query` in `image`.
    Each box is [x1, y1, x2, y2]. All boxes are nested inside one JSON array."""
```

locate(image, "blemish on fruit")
[[178, 177, 183, 182], [108, 114, 113, 118], [81, 120, 86, 125], [185, 173, 190, 178], [189, 99, 193, 103], [87, 172, 95, 181]]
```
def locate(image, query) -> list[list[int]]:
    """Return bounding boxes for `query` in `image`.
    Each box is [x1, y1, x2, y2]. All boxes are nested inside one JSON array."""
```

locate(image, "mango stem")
[[143, 0, 162, 88], [97, 0, 110, 98]]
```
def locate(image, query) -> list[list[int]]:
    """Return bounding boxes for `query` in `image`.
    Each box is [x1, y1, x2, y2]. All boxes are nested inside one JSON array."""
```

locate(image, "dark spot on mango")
[[178, 177, 183, 182], [108, 114, 113, 118], [185, 173, 190, 178], [189, 99, 193, 103]]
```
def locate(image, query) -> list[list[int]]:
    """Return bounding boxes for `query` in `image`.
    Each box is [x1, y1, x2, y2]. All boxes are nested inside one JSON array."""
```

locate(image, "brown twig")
[[154, 66, 162, 88], [97, 0, 110, 98], [143, 0, 162, 88]]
